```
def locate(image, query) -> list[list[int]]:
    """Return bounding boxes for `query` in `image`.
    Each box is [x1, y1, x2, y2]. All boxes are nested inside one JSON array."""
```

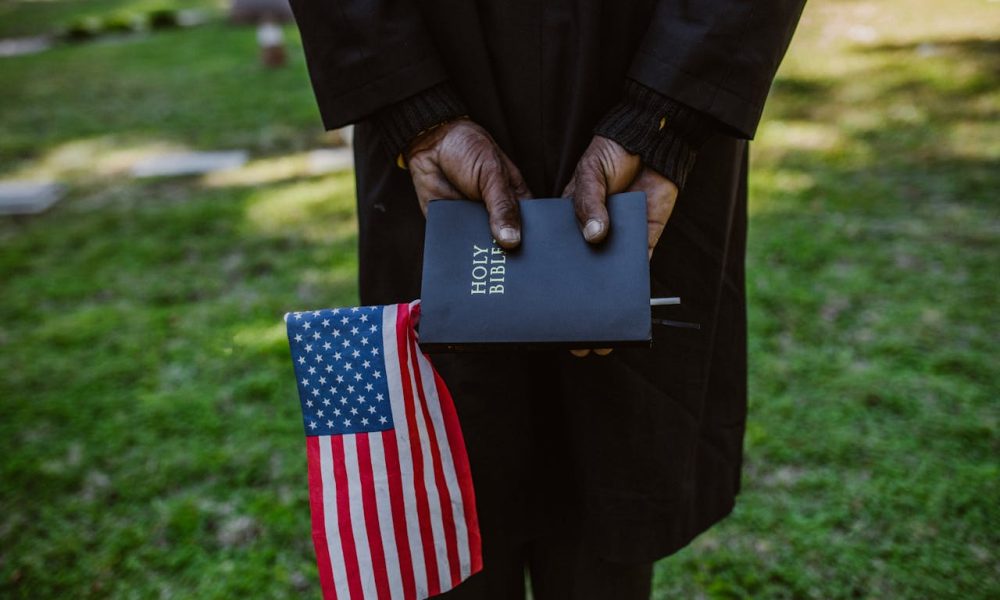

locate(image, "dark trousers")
[[440, 521, 653, 599], [426, 354, 653, 600]]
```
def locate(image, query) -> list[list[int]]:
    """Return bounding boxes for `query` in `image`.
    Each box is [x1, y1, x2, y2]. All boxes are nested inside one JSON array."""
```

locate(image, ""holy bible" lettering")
[[470, 242, 506, 295]]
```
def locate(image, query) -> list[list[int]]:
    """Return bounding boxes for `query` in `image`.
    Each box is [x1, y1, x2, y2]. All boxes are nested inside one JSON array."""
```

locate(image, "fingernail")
[[498, 227, 520, 245], [584, 219, 604, 241]]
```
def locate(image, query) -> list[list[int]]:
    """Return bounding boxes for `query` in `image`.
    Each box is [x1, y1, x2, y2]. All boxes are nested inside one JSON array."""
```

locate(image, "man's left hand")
[[562, 135, 680, 357]]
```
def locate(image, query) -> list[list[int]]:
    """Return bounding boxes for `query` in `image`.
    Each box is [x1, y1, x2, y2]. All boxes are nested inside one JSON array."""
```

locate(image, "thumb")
[[572, 158, 610, 243]]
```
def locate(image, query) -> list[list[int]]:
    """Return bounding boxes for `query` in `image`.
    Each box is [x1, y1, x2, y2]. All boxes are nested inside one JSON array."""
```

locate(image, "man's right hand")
[[404, 118, 532, 249]]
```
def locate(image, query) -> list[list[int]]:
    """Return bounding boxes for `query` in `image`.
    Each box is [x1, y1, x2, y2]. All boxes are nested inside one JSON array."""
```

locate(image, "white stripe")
[[414, 348, 471, 578], [404, 330, 451, 590], [368, 433, 405, 599], [342, 435, 378, 598], [382, 305, 429, 598], [319, 436, 352, 600]]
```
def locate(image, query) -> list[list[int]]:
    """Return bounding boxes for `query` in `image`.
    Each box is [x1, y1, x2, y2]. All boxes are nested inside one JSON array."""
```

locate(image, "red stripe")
[[330, 435, 364, 600], [355, 433, 391, 600], [406, 323, 461, 587], [380, 429, 416, 599], [432, 369, 483, 573], [396, 303, 441, 596], [307, 437, 338, 599]]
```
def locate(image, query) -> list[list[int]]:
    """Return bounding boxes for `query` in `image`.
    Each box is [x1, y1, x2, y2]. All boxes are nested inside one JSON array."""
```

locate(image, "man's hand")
[[405, 118, 531, 249], [562, 135, 680, 357], [562, 135, 679, 257]]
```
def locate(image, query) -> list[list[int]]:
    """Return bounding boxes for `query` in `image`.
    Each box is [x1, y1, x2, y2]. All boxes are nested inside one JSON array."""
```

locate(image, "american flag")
[[285, 302, 482, 600]]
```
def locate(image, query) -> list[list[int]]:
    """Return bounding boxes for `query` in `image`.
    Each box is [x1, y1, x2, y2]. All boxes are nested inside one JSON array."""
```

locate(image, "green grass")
[[1, 0, 998, 597], [0, 0, 222, 38]]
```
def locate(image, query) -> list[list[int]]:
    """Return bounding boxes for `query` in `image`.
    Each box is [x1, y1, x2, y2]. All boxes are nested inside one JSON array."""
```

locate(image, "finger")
[[500, 152, 533, 200], [570, 349, 591, 357], [571, 157, 610, 243], [479, 151, 522, 249], [593, 348, 613, 356], [628, 168, 678, 259], [561, 173, 576, 199], [411, 167, 461, 216]]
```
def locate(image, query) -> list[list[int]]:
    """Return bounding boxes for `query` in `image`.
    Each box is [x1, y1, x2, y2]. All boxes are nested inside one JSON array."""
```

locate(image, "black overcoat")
[[289, 0, 805, 563]]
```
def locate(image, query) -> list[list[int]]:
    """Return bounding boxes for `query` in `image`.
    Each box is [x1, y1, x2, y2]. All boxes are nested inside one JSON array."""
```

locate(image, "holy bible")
[[417, 192, 651, 352]]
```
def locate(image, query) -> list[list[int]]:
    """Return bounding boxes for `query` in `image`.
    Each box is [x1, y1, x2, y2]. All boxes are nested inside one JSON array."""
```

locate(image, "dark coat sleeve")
[[287, 0, 449, 130], [630, 0, 806, 139]]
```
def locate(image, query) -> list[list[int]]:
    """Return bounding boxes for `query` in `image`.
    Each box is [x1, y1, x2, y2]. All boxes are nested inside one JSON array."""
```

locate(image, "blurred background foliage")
[[0, 0, 997, 597]]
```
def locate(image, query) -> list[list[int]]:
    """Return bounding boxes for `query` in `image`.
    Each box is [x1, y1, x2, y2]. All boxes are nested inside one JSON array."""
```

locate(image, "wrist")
[[595, 79, 718, 190], [371, 82, 467, 165]]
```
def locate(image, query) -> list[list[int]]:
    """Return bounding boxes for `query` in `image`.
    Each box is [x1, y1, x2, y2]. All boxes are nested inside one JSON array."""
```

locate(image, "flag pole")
[[650, 297, 681, 306]]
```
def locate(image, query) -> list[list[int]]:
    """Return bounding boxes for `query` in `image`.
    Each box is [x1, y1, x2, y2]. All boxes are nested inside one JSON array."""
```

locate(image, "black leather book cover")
[[418, 192, 651, 352]]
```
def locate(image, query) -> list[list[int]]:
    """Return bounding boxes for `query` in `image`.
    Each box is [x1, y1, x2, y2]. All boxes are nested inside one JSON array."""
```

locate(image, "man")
[[288, 1, 805, 597]]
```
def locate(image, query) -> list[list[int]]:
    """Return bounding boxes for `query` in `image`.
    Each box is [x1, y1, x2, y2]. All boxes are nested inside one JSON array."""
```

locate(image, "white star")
[[317, 410, 325, 418], [354, 373, 362, 381], [306, 400, 314, 408], [351, 307, 359, 313], [361, 418, 369, 426], [301, 378, 309, 386], [314, 354, 323, 363], [372, 348, 380, 356], [322, 398, 331, 406], [370, 324, 378, 333], [341, 316, 349, 325], [350, 407, 359, 415], [326, 420, 334, 428], [362, 361, 371, 369], [373, 371, 382, 380], [347, 385, 355, 393], [325, 365, 333, 373], [298, 355, 305, 363], [336, 375, 344, 383], [318, 376, 326, 384], [340, 397, 348, 405], [332, 309, 340, 315], [365, 382, 374, 392], [376, 393, 384, 401], [360, 337, 369, 346], [308, 366, 316, 375], [294, 334, 303, 342], [312, 311, 321, 316], [351, 326, 359, 335], [323, 342, 332, 350], [368, 405, 376, 414], [360, 314, 368, 323], [334, 352, 342, 361], [333, 409, 341, 417], [342, 339, 350, 348], [321, 319, 330, 327], [379, 416, 388, 425], [344, 363, 353, 371], [352, 349, 360, 358], [309, 421, 317, 430], [333, 329, 341, 338], [343, 419, 351, 427], [311, 388, 320, 397], [329, 387, 337, 394], [357, 395, 366, 403], [303, 322, 311, 330], [304, 344, 313, 352], [294, 313, 302, 320], [313, 332, 321, 340]]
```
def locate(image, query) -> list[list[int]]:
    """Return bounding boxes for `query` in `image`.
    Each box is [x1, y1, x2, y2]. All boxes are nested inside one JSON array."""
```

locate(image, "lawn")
[[1, 0, 997, 598]]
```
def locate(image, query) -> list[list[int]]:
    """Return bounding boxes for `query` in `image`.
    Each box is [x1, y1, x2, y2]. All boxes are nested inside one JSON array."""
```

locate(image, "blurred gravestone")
[[131, 151, 248, 178], [229, 0, 293, 23], [0, 181, 66, 215]]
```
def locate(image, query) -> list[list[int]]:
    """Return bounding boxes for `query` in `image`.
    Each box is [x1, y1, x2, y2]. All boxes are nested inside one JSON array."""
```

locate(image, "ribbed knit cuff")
[[594, 80, 717, 190], [370, 82, 467, 163]]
